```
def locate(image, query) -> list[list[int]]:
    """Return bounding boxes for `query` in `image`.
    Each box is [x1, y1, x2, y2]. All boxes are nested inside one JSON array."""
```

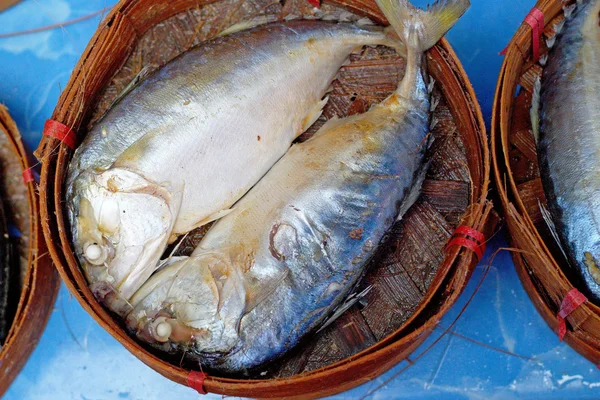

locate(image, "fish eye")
[[83, 241, 108, 265], [150, 317, 173, 342]]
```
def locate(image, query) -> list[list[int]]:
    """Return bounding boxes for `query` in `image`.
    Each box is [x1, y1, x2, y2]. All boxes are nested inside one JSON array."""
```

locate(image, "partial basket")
[[35, 0, 491, 397], [492, 0, 600, 365], [0, 106, 59, 395]]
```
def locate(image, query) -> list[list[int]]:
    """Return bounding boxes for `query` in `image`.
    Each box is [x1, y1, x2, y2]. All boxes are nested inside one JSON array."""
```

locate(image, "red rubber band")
[[499, 8, 544, 60], [306, 0, 320, 7], [22, 168, 35, 184], [524, 8, 544, 62], [187, 371, 208, 395], [557, 288, 587, 341], [445, 226, 486, 261], [452, 226, 485, 244], [43, 119, 77, 149]]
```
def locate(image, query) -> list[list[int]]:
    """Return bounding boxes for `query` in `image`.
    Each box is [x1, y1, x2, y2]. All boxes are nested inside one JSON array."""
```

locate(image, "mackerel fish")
[[66, 19, 404, 314], [126, 0, 470, 373], [535, 0, 600, 302]]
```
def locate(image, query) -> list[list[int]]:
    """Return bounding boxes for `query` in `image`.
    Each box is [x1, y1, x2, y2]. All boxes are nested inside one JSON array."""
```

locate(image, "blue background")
[[2, 0, 599, 398]]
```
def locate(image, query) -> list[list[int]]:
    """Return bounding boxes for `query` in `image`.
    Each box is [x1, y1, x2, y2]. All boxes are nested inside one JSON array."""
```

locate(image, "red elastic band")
[[445, 226, 486, 261], [556, 288, 587, 341], [306, 0, 320, 7], [524, 8, 544, 62], [499, 8, 544, 59], [43, 119, 77, 149], [187, 371, 208, 395], [22, 168, 35, 184]]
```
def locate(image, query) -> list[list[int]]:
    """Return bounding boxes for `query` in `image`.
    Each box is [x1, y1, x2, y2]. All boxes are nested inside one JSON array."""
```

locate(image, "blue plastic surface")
[[2, 1, 600, 398]]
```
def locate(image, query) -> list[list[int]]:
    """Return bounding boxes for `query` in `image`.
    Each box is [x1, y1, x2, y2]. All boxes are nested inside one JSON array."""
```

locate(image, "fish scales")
[[127, 0, 470, 372], [538, 0, 600, 301], [66, 20, 400, 307]]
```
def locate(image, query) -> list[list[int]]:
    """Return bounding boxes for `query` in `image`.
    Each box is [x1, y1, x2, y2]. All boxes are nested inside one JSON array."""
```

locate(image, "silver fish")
[[126, 0, 469, 372], [66, 20, 403, 313], [535, 0, 600, 302]]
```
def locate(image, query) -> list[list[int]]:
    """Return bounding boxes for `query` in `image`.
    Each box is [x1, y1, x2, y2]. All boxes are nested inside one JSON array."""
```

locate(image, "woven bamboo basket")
[[492, 0, 600, 366], [0, 106, 59, 395], [0, 0, 20, 13], [35, 0, 491, 397]]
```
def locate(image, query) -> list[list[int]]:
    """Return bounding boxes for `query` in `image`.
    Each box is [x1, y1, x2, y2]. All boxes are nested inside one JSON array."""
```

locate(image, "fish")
[[0, 196, 16, 344], [66, 19, 406, 315], [126, 0, 469, 373], [534, 0, 600, 302]]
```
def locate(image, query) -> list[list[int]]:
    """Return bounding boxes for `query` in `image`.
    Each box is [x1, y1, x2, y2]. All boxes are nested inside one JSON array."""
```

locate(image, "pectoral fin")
[[195, 208, 234, 227], [244, 267, 290, 313], [299, 96, 329, 136]]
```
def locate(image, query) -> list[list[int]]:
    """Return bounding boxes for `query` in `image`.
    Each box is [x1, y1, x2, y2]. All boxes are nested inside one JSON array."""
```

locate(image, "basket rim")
[[35, 0, 491, 396], [0, 106, 60, 397], [491, 0, 600, 364]]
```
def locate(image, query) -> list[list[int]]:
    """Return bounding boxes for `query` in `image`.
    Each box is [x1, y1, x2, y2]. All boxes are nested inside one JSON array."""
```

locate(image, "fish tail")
[[376, 0, 470, 53]]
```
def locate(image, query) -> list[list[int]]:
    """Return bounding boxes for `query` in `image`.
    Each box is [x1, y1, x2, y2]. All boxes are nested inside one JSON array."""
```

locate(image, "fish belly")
[[68, 22, 392, 235], [194, 98, 429, 371]]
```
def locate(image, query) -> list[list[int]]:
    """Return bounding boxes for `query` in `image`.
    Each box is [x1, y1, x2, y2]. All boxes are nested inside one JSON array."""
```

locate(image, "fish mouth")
[[68, 167, 178, 310], [129, 312, 211, 345]]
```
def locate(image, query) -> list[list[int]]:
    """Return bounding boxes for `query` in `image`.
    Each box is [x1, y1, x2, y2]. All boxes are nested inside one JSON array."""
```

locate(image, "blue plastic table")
[[2, 1, 600, 398]]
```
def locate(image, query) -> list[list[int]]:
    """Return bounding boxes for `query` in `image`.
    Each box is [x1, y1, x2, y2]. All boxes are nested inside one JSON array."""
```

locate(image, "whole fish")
[[66, 20, 404, 314], [126, 0, 469, 373], [535, 0, 600, 302]]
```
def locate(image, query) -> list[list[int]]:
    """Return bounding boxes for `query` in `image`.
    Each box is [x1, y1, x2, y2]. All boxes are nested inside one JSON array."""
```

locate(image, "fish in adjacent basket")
[[533, 0, 600, 302], [66, 19, 406, 313], [0, 197, 15, 344], [126, 0, 469, 373]]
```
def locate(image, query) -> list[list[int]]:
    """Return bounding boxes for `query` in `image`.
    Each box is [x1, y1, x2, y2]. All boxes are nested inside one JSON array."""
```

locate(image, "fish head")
[[127, 253, 246, 355], [67, 167, 178, 312]]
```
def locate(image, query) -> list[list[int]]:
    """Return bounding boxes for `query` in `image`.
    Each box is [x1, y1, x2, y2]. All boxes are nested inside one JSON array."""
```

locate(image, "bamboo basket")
[[0, 0, 20, 13], [35, 0, 491, 397], [492, 0, 600, 366], [0, 106, 59, 396]]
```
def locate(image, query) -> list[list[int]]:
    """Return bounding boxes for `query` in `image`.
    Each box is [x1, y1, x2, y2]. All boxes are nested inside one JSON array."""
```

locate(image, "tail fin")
[[376, 0, 470, 52]]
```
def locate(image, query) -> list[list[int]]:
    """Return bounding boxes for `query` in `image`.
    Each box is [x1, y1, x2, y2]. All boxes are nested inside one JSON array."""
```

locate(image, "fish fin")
[[531, 75, 541, 143], [397, 162, 428, 221], [376, 0, 469, 53], [539, 53, 548, 67], [218, 15, 276, 37], [382, 26, 408, 58], [339, 11, 355, 22], [190, 208, 235, 229], [317, 285, 373, 333], [430, 95, 440, 112], [539, 200, 570, 263], [300, 96, 329, 135], [244, 267, 290, 313], [546, 35, 556, 49], [428, 77, 436, 94], [429, 116, 439, 130], [284, 13, 301, 21], [563, 3, 576, 19], [109, 66, 152, 110], [307, 116, 346, 141], [553, 19, 565, 36], [356, 17, 375, 26]]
